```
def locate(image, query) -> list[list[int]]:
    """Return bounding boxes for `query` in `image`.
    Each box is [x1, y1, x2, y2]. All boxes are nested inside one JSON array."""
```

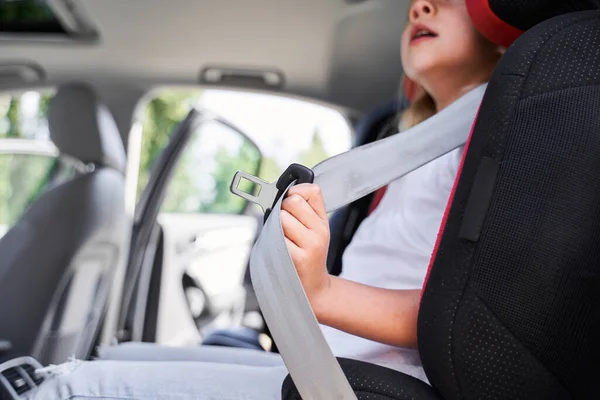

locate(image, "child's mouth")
[[410, 24, 438, 44]]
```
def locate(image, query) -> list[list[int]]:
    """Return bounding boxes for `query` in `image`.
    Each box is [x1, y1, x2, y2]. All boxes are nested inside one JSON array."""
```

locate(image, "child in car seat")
[[29, 1, 504, 399]]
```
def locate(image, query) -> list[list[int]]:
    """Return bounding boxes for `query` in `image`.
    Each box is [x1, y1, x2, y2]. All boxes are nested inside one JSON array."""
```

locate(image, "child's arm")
[[281, 184, 420, 349], [316, 278, 420, 349]]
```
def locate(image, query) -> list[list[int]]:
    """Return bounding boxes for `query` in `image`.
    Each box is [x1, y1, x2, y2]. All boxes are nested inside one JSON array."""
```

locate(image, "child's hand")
[[281, 183, 331, 314]]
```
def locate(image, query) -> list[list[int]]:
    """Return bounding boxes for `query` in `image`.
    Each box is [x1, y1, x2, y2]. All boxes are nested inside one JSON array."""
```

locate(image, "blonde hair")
[[399, 80, 436, 131]]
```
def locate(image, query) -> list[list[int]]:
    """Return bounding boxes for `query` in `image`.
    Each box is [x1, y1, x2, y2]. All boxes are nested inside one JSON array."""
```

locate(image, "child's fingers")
[[281, 209, 310, 248], [284, 237, 302, 261], [287, 184, 328, 221], [282, 193, 325, 232]]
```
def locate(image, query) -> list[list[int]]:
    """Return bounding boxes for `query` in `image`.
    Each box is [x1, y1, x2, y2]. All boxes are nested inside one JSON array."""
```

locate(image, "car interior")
[[0, 0, 599, 399]]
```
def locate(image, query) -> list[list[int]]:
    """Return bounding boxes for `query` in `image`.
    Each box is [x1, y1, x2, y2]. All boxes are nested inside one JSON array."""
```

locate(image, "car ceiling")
[[0, 0, 409, 115]]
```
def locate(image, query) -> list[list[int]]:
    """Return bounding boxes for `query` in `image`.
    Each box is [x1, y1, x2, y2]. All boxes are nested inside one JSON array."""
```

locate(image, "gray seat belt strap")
[[232, 84, 486, 399], [315, 84, 485, 212]]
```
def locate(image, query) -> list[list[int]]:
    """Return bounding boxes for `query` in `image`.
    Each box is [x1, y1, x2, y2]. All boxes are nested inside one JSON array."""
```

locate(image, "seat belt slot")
[[232, 163, 314, 222]]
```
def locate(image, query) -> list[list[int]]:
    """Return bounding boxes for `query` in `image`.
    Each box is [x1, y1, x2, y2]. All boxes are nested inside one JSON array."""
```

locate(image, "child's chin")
[[407, 57, 441, 80]]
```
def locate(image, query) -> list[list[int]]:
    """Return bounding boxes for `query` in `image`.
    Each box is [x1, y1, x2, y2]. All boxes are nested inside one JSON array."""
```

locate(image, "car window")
[[0, 90, 52, 140], [161, 119, 261, 215], [0, 153, 57, 235], [0, 90, 59, 236], [136, 89, 353, 214]]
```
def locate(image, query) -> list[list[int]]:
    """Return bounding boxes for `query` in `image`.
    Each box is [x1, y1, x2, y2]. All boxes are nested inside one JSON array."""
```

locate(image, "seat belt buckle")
[[230, 163, 314, 223]]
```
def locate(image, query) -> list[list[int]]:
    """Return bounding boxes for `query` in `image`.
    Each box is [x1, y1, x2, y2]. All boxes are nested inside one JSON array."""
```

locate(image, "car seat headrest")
[[466, 0, 600, 47], [48, 82, 126, 173]]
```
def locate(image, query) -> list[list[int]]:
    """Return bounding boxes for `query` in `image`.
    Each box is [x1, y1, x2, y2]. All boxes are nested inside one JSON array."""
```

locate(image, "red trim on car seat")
[[466, 0, 524, 48], [420, 107, 481, 301], [368, 186, 388, 214]]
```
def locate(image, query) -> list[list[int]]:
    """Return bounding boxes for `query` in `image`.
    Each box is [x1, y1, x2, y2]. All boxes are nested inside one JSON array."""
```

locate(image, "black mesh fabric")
[[489, 0, 600, 31], [472, 81, 600, 396], [419, 10, 600, 400], [282, 358, 442, 400], [453, 289, 570, 399]]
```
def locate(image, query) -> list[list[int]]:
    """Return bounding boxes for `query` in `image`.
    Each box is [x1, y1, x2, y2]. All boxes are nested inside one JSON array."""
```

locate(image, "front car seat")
[[284, 0, 600, 398], [0, 82, 129, 365]]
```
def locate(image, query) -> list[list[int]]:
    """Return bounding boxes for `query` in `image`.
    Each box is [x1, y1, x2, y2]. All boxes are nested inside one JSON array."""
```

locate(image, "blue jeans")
[[27, 344, 288, 400]]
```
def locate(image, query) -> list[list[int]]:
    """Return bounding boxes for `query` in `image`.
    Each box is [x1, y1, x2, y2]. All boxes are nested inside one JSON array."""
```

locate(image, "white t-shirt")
[[320, 146, 464, 378]]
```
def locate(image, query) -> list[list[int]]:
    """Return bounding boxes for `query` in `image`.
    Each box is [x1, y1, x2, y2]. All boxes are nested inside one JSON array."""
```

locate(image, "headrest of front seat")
[[466, 0, 600, 47], [48, 82, 127, 173]]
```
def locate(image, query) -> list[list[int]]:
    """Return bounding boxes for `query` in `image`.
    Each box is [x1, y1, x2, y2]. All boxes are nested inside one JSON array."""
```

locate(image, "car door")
[[117, 108, 262, 346]]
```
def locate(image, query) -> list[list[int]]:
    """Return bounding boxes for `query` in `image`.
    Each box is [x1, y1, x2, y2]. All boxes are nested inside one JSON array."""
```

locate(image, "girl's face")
[[401, 0, 499, 88]]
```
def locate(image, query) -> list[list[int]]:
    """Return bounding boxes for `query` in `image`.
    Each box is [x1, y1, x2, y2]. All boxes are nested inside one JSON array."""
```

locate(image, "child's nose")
[[410, 0, 436, 21]]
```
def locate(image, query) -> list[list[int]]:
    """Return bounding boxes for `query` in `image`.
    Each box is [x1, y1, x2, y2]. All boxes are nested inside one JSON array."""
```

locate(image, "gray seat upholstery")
[[0, 82, 129, 365]]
